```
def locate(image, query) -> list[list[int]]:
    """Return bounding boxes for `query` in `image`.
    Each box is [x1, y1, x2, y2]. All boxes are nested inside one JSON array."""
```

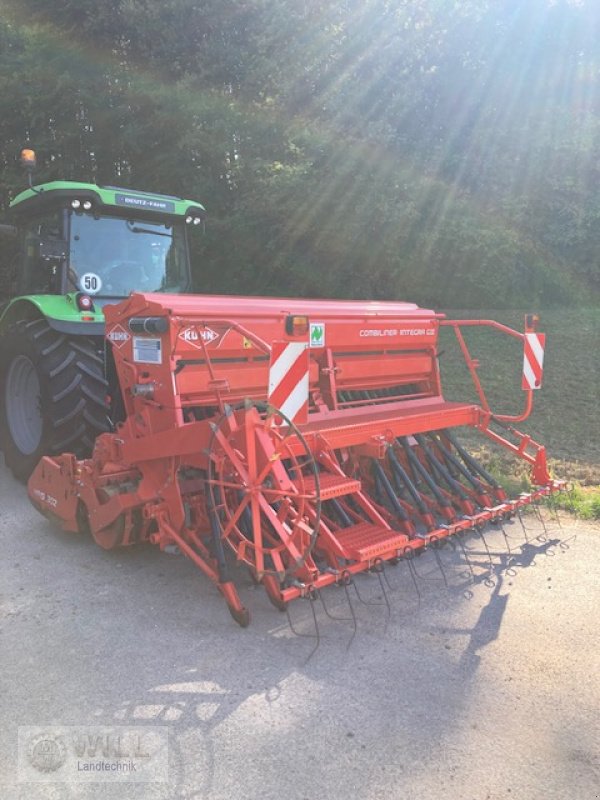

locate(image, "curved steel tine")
[[456, 533, 476, 581], [285, 591, 321, 657], [403, 552, 422, 602], [318, 587, 353, 623], [374, 563, 391, 618], [342, 581, 358, 650], [353, 577, 385, 607], [475, 527, 494, 570], [546, 492, 563, 529], [532, 498, 548, 538], [429, 538, 449, 588], [498, 519, 512, 555], [516, 507, 530, 542]]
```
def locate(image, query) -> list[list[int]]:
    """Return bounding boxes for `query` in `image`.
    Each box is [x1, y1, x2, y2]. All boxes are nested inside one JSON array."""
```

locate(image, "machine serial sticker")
[[133, 337, 162, 364], [309, 323, 325, 348]]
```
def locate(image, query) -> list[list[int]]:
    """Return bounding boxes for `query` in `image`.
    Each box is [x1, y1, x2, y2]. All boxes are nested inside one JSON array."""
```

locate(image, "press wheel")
[[207, 402, 321, 580]]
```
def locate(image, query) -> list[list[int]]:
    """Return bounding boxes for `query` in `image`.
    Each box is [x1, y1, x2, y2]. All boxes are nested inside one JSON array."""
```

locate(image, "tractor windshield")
[[69, 212, 190, 297]]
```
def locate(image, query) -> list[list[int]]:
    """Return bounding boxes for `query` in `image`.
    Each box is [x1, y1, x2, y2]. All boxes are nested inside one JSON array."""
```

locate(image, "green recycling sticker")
[[310, 322, 325, 348]]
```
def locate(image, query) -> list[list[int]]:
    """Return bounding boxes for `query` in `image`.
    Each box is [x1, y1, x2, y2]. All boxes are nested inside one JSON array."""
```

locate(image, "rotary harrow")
[[28, 292, 566, 627]]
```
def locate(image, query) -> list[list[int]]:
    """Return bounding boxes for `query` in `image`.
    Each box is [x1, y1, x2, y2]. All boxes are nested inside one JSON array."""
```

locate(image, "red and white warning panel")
[[268, 341, 309, 424], [522, 332, 545, 390]]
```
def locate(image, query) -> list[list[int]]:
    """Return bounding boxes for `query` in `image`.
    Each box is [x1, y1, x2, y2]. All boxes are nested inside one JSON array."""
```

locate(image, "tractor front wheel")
[[0, 318, 109, 481]]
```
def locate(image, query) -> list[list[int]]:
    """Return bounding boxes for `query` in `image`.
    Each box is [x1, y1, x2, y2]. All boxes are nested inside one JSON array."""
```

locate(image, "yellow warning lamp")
[[285, 315, 309, 337], [525, 313, 540, 332], [20, 148, 37, 171]]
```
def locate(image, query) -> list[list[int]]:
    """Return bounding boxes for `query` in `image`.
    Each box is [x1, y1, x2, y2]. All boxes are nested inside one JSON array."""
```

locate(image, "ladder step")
[[335, 522, 409, 562], [295, 472, 362, 500]]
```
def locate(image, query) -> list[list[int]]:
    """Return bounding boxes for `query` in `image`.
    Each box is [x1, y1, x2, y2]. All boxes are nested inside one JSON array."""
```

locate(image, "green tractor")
[[0, 149, 205, 480]]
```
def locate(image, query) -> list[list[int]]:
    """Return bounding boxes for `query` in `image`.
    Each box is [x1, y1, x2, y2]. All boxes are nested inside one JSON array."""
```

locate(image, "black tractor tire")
[[0, 318, 110, 481]]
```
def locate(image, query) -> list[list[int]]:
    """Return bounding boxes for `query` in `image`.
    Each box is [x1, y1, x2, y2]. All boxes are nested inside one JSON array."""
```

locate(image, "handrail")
[[441, 318, 534, 423]]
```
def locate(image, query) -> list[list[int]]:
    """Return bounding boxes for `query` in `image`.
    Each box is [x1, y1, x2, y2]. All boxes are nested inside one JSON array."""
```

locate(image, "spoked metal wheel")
[[207, 402, 321, 580]]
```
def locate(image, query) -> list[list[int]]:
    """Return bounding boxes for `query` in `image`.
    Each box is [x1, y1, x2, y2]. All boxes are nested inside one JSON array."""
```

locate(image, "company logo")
[[107, 325, 130, 348], [27, 733, 67, 773], [309, 322, 325, 348], [115, 193, 175, 213], [19, 725, 169, 784], [178, 326, 220, 349]]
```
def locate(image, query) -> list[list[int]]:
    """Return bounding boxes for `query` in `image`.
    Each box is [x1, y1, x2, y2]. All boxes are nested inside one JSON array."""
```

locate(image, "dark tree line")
[[0, 0, 599, 308]]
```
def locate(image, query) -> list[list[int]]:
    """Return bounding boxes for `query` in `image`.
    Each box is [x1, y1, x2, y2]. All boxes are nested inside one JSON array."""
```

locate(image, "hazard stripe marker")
[[522, 332, 545, 390], [268, 341, 309, 424]]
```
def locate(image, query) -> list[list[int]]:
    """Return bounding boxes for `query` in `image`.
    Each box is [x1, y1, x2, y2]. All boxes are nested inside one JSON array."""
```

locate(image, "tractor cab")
[[0, 149, 206, 481], [9, 180, 205, 304]]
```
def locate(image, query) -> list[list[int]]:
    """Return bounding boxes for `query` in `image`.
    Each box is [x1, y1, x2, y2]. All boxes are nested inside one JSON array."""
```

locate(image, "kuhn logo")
[[107, 325, 130, 348], [178, 326, 219, 349]]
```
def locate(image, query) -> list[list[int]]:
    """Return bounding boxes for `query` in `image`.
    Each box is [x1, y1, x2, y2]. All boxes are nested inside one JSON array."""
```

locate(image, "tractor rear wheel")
[[0, 318, 109, 481]]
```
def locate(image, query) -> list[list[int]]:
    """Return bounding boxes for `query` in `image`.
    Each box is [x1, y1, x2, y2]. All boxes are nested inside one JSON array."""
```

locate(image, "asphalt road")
[[0, 460, 598, 800]]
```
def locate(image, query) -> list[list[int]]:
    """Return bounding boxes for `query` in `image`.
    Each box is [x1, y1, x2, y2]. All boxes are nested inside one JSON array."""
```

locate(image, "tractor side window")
[[21, 212, 64, 294]]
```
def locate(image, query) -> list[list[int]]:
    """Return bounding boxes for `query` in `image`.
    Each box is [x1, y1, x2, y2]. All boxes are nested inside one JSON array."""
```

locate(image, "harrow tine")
[[515, 507, 530, 542], [373, 560, 391, 618], [406, 558, 422, 601], [285, 589, 321, 661], [532, 498, 548, 538], [318, 585, 354, 623], [455, 533, 476, 581], [428, 536, 449, 588], [352, 574, 387, 608], [474, 525, 494, 571], [408, 540, 451, 585], [342, 576, 359, 649], [546, 492, 563, 530], [499, 519, 513, 555]]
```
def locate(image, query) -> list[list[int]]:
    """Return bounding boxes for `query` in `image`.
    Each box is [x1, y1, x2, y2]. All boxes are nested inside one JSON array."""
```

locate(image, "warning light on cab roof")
[[20, 148, 36, 170]]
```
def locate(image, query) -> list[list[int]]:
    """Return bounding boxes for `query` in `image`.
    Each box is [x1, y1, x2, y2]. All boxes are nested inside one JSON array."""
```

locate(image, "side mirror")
[[0, 223, 18, 239]]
